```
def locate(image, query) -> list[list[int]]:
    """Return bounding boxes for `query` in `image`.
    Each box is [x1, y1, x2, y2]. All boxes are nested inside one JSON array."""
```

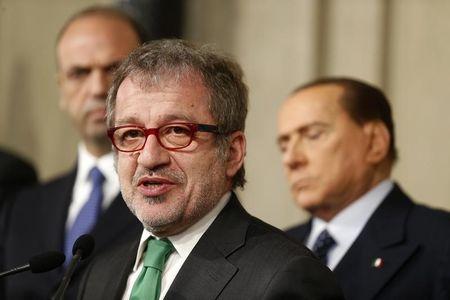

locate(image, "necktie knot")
[[312, 229, 336, 265], [89, 166, 105, 186], [144, 238, 174, 271]]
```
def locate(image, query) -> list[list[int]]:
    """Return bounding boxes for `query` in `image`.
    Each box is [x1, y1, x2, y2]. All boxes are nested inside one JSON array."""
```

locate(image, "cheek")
[[61, 83, 88, 114], [322, 141, 366, 186], [309, 139, 349, 180], [181, 152, 223, 187], [117, 154, 137, 183]]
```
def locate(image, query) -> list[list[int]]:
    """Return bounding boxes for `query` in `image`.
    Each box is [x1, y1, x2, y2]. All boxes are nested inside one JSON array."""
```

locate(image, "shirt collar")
[[77, 143, 117, 185], [132, 191, 231, 271], [307, 179, 394, 248]]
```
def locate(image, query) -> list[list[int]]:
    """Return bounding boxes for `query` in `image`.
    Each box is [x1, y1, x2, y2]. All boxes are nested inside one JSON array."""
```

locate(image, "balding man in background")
[[278, 77, 450, 300], [3, 6, 144, 299]]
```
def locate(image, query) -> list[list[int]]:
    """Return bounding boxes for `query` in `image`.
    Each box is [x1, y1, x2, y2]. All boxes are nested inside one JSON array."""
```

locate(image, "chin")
[[139, 198, 184, 224], [294, 193, 323, 213]]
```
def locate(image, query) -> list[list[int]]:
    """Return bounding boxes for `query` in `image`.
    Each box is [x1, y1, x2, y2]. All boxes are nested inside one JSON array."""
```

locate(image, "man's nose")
[[283, 137, 307, 170], [88, 69, 109, 98], [136, 135, 171, 170]]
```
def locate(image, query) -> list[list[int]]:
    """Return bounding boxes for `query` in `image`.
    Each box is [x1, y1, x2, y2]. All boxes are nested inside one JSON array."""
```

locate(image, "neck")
[[84, 140, 111, 158], [315, 167, 391, 222]]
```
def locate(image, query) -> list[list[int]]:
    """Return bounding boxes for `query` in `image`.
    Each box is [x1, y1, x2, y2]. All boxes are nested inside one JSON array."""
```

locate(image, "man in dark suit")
[[2, 6, 146, 299], [77, 40, 344, 299], [277, 77, 450, 300]]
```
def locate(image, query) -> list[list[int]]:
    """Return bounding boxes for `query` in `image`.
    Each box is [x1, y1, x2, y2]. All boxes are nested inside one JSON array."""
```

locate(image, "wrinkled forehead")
[[113, 74, 214, 127], [115, 72, 211, 110]]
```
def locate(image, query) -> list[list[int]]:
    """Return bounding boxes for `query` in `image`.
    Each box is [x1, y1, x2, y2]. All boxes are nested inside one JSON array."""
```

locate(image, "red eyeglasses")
[[107, 123, 220, 152]]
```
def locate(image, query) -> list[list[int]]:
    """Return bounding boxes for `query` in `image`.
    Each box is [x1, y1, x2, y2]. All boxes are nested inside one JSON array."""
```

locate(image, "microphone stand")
[[52, 250, 82, 300], [0, 265, 30, 278]]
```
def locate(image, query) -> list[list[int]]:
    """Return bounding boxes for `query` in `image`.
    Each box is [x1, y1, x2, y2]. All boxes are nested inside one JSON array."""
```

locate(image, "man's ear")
[[225, 131, 246, 179], [363, 121, 390, 164]]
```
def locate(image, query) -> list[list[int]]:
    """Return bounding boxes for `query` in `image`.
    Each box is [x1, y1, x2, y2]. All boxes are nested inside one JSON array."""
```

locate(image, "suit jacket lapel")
[[40, 168, 76, 252], [334, 184, 419, 300], [165, 193, 248, 300], [293, 219, 312, 243], [105, 241, 139, 300]]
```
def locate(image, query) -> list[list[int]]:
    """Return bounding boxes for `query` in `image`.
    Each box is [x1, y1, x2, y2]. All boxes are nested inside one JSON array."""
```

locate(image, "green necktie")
[[130, 238, 174, 300]]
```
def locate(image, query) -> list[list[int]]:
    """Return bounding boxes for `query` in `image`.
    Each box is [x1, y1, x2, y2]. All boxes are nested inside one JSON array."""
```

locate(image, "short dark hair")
[[107, 39, 248, 189], [293, 77, 398, 163], [56, 5, 147, 46]]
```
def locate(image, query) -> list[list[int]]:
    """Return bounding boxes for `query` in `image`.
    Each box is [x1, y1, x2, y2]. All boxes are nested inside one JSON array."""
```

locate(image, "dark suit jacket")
[[0, 149, 37, 190], [78, 193, 344, 299], [0, 149, 38, 298], [0, 149, 37, 214], [286, 184, 450, 300], [3, 167, 142, 300]]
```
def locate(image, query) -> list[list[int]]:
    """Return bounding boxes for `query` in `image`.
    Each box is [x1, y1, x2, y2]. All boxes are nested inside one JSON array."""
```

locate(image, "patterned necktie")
[[64, 166, 105, 266], [130, 238, 174, 300], [311, 229, 336, 265]]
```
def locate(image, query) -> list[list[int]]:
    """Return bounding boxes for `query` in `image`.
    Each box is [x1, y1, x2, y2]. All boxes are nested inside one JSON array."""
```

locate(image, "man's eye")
[[105, 63, 120, 75], [165, 125, 191, 136], [305, 129, 323, 140], [122, 129, 143, 140], [278, 139, 288, 153], [67, 68, 90, 80]]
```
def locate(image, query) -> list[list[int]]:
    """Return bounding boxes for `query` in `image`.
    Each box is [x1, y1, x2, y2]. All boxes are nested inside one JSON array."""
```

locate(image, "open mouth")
[[142, 181, 164, 187], [137, 177, 175, 197]]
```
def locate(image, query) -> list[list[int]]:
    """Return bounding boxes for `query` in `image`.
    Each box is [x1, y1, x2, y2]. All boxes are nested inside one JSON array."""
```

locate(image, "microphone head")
[[72, 234, 95, 260], [29, 251, 66, 273]]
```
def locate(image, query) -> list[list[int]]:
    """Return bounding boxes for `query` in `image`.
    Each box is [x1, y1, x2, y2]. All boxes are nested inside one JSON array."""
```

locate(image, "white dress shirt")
[[65, 143, 120, 231], [306, 179, 394, 270], [122, 192, 231, 300]]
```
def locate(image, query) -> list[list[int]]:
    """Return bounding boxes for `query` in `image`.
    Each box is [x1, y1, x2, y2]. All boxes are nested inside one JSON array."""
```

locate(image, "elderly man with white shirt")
[[278, 77, 450, 300]]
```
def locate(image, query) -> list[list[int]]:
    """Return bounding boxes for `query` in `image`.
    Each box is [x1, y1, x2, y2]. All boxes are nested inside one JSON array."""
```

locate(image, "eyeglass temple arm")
[[197, 124, 220, 134]]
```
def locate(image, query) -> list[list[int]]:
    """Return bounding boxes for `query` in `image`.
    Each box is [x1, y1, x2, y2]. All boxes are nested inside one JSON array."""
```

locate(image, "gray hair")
[[106, 39, 248, 189]]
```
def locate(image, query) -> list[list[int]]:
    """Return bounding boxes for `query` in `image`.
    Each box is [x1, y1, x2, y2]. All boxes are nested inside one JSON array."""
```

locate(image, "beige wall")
[[0, 0, 112, 179], [1, 0, 450, 229]]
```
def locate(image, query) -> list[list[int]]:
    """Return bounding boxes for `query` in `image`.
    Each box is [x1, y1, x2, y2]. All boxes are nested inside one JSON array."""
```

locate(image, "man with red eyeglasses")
[[77, 39, 344, 300], [3, 6, 144, 299]]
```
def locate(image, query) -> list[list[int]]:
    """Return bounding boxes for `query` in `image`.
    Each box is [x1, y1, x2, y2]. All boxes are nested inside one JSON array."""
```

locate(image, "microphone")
[[0, 251, 65, 278], [52, 234, 95, 300]]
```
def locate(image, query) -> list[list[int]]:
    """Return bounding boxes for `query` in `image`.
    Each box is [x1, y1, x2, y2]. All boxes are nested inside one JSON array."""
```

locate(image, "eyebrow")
[[277, 121, 329, 143], [114, 113, 201, 127], [65, 60, 123, 72]]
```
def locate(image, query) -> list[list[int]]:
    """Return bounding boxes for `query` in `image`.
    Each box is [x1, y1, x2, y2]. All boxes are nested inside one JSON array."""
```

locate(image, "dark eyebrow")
[[66, 60, 123, 72], [66, 66, 91, 74]]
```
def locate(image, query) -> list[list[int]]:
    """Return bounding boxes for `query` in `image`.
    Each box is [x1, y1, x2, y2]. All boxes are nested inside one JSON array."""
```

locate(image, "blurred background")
[[1, 0, 450, 229]]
